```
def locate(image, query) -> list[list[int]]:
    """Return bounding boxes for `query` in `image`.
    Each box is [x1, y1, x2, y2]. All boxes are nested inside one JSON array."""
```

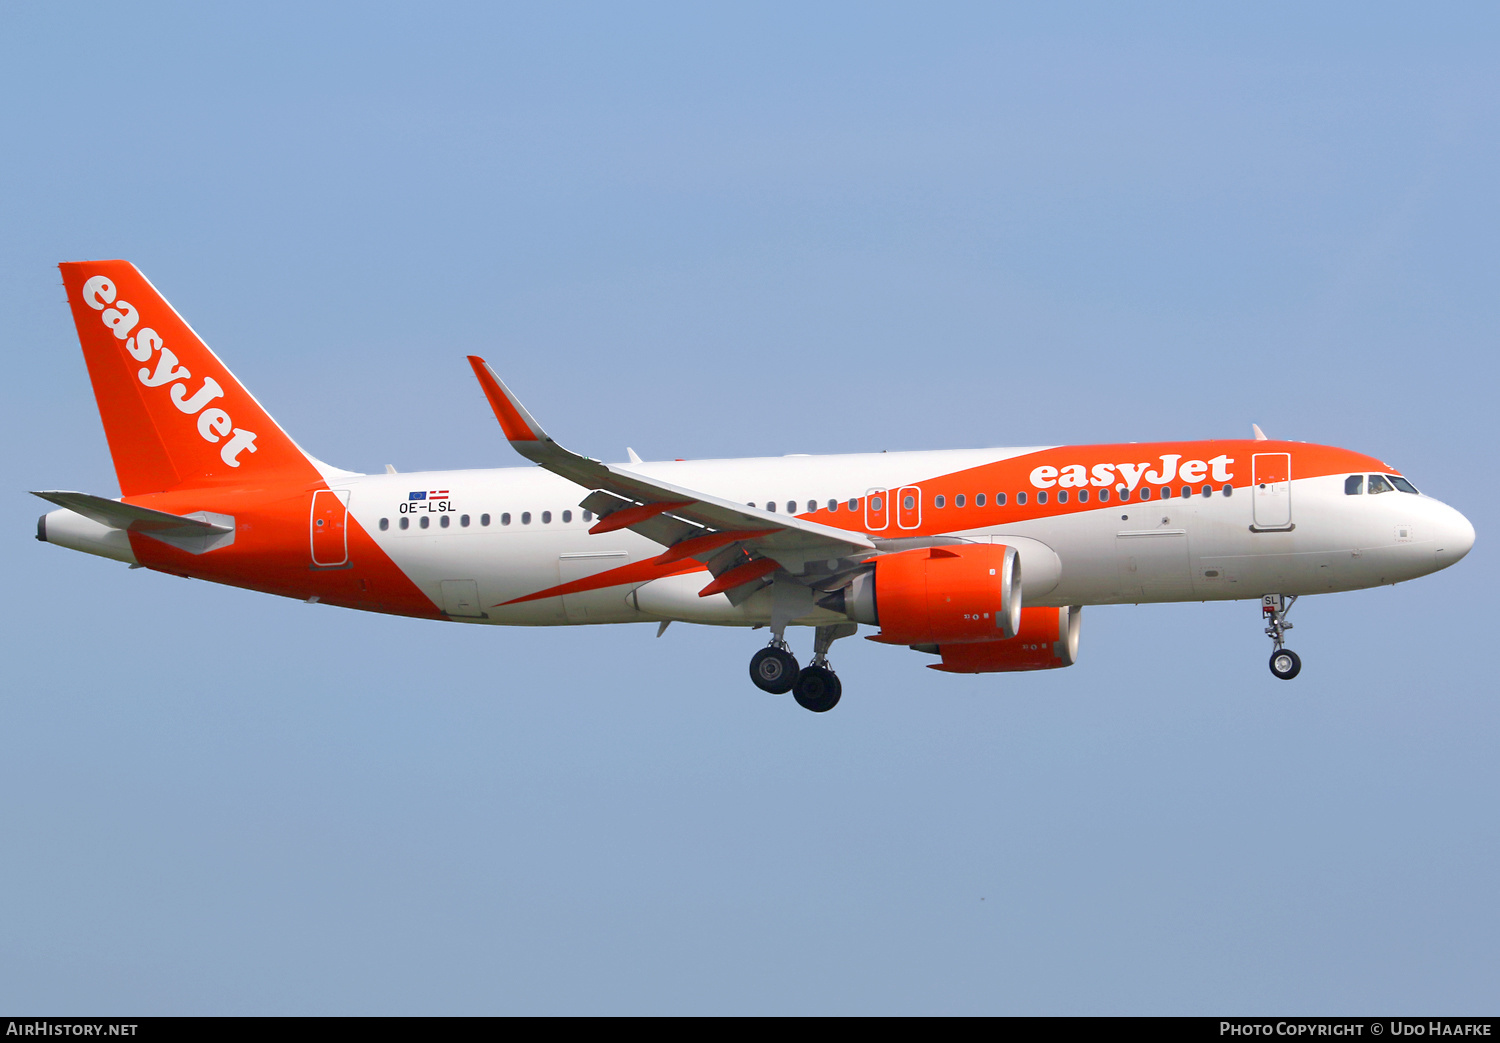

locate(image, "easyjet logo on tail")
[[80, 275, 259, 467]]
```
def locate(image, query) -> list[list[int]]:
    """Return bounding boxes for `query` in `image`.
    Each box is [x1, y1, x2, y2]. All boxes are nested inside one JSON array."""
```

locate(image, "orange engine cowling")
[[922, 606, 1082, 673], [843, 543, 1021, 644]]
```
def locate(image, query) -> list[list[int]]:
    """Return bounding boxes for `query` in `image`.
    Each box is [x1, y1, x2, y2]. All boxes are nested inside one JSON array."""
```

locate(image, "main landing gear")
[[749, 639, 799, 694], [1262, 594, 1302, 680], [748, 624, 854, 712]]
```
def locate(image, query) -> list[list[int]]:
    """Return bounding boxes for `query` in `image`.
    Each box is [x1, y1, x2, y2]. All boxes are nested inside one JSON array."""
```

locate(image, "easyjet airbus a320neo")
[[35, 261, 1476, 711]]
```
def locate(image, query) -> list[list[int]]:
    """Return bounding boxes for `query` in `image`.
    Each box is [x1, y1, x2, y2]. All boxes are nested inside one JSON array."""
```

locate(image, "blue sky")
[[3, 2, 1497, 1013]]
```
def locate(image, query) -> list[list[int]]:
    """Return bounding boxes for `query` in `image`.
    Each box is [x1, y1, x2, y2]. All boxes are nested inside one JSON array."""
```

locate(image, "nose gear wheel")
[[1269, 649, 1302, 680], [1261, 594, 1302, 681]]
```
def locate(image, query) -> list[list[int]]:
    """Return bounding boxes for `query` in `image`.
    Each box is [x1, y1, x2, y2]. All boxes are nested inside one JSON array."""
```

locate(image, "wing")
[[467, 357, 875, 602]]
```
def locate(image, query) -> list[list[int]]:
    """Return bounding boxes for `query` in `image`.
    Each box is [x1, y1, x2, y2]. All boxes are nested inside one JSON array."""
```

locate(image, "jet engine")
[[830, 543, 1022, 642]]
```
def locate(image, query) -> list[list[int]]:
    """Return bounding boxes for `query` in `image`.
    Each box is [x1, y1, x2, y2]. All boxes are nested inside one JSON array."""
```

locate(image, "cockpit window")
[[1344, 475, 1364, 495], [1367, 474, 1395, 495], [1388, 475, 1419, 495]]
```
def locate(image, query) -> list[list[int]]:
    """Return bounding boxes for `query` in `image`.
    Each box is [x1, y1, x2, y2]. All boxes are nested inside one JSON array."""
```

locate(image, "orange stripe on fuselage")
[[778, 440, 1394, 538]]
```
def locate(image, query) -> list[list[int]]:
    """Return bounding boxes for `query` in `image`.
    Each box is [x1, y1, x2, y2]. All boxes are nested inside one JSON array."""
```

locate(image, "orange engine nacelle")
[[844, 543, 1022, 644], [923, 606, 1082, 673]]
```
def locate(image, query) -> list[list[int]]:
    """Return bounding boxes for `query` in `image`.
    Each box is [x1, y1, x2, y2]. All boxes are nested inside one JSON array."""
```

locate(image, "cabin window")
[[420, 516, 430, 529], [1057, 490, 1067, 504], [787, 501, 797, 514], [1139, 488, 1151, 501], [379, 518, 389, 531], [1389, 475, 1419, 494], [1182, 486, 1192, 499], [807, 500, 817, 513], [399, 517, 409, 530], [1161, 486, 1172, 499], [481, 513, 492, 526], [1099, 489, 1109, 502], [562, 510, 573, 522], [461, 514, 470, 527], [1368, 474, 1395, 495], [583, 511, 593, 522], [976, 494, 986, 507], [870, 496, 883, 511], [1222, 485, 1233, 496], [1078, 489, 1089, 503], [902, 495, 916, 510], [1036, 491, 1047, 505], [935, 494, 946, 508], [1202, 485, 1213, 497], [522, 511, 532, 523], [440, 515, 450, 528], [827, 499, 838, 511], [1015, 492, 1025, 505], [847, 498, 859, 511], [766, 501, 776, 512], [956, 494, 966, 508]]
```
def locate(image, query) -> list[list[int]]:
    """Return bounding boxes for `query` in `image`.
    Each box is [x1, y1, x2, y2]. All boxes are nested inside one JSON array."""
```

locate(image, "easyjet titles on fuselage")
[[1029, 453, 1236, 492]]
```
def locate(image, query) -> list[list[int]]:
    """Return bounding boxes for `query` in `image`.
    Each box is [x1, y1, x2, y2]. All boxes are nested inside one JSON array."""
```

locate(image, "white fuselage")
[[339, 448, 1472, 628]]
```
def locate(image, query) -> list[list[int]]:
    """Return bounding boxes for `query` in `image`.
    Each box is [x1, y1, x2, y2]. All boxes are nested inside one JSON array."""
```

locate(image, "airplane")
[[34, 260, 1476, 712]]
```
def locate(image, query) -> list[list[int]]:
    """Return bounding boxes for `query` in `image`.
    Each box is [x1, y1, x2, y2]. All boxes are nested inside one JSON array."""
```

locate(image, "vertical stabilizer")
[[59, 260, 320, 495]]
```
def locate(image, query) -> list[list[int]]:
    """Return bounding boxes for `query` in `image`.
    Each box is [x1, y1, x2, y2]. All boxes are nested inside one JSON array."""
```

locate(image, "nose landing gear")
[[1262, 594, 1302, 680]]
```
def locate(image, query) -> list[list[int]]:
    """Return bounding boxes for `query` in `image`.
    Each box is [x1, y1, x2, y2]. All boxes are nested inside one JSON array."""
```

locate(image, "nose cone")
[[1433, 502, 1475, 569]]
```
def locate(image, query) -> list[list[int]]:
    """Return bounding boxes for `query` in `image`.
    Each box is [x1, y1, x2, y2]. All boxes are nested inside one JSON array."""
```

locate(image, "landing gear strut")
[[1262, 594, 1302, 680]]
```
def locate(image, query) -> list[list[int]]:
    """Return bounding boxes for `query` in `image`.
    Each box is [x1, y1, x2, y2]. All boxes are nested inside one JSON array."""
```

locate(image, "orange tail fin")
[[59, 260, 322, 495]]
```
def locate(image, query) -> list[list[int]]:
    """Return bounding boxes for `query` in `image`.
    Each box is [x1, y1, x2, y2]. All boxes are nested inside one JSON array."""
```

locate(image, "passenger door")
[[310, 489, 349, 567], [1252, 453, 1293, 530]]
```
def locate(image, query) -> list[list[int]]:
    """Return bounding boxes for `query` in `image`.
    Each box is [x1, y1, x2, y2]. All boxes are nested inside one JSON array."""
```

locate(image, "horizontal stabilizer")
[[32, 490, 234, 554]]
